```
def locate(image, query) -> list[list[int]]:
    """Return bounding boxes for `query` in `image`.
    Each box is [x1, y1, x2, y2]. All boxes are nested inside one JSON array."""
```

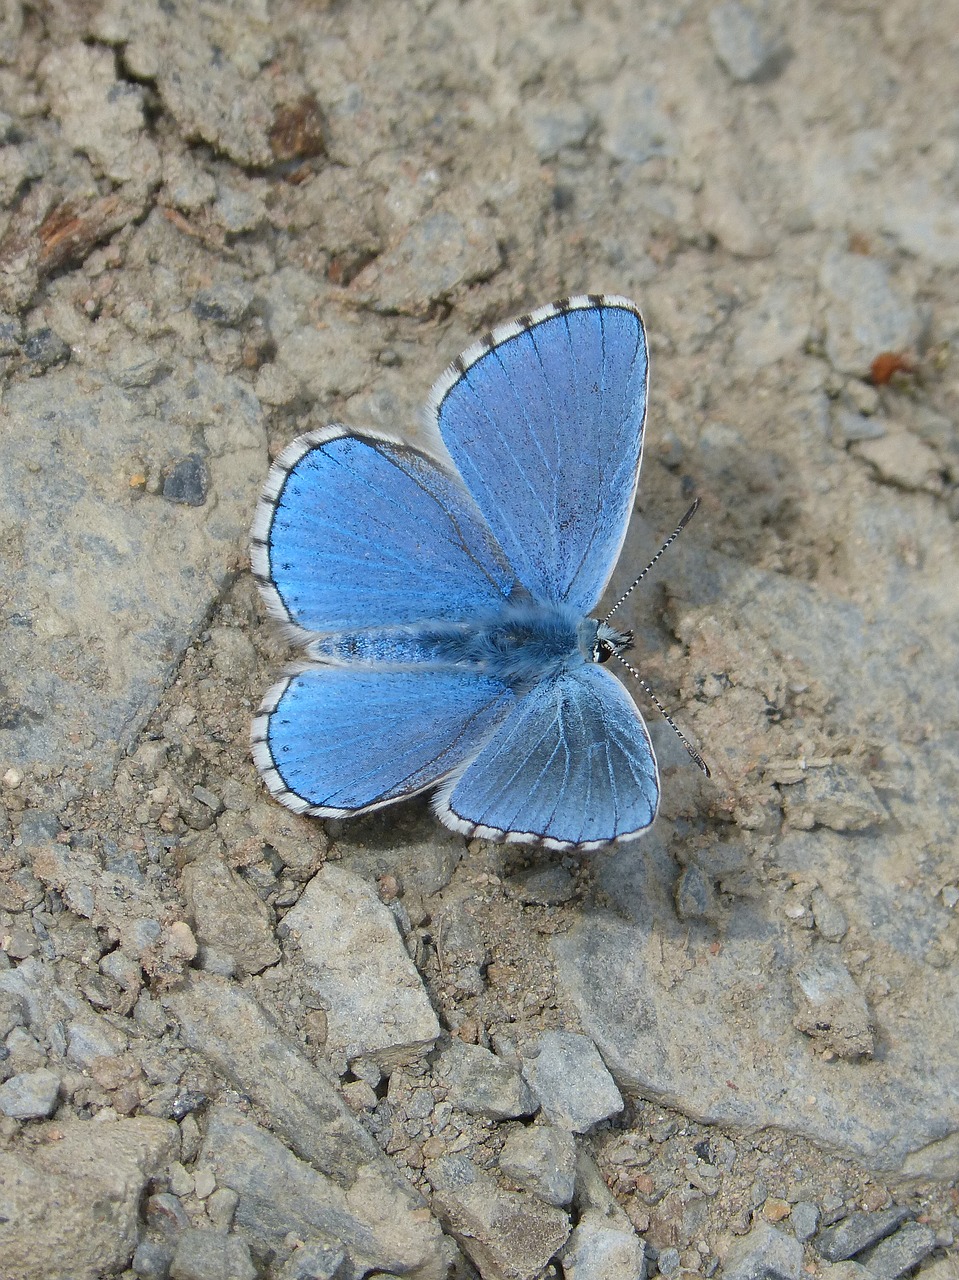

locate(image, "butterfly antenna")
[[616, 653, 710, 777], [604, 499, 701, 623]]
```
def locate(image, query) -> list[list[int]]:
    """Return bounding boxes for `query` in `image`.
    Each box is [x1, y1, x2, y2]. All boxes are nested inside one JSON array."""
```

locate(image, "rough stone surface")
[[521, 1031, 623, 1133], [169, 1228, 257, 1280], [180, 852, 281, 975], [436, 1038, 537, 1120], [498, 1125, 577, 1207], [722, 1220, 803, 1280], [819, 250, 921, 377], [791, 945, 874, 1059], [816, 1208, 914, 1263], [428, 1153, 570, 1280], [560, 1210, 646, 1280], [0, 1117, 177, 1280], [858, 1222, 938, 1279], [281, 864, 440, 1067], [0, 1066, 59, 1118]]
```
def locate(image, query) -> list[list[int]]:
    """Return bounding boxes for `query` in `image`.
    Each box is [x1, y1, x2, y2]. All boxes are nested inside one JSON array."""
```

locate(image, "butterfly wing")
[[253, 667, 515, 816], [251, 427, 518, 637], [429, 295, 648, 613], [434, 663, 659, 849]]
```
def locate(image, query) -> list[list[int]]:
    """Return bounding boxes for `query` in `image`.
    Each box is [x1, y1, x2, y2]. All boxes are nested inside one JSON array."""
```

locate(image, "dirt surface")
[[0, 2, 957, 1279]]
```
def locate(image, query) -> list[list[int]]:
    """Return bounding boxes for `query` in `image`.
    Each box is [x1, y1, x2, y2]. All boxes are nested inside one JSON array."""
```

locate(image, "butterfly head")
[[585, 619, 634, 665]]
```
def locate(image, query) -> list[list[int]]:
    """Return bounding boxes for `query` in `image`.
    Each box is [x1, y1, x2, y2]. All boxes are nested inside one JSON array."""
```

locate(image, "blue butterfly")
[[251, 294, 694, 850]]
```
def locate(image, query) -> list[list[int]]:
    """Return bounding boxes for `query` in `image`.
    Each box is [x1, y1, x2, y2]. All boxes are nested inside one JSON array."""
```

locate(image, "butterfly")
[[251, 294, 701, 850]]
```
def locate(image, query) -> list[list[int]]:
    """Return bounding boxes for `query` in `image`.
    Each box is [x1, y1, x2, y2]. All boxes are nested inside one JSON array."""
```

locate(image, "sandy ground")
[[0, 1, 957, 1278]]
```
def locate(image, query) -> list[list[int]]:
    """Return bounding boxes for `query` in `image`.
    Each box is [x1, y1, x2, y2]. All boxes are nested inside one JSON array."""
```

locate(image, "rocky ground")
[[0, 1, 958, 1278]]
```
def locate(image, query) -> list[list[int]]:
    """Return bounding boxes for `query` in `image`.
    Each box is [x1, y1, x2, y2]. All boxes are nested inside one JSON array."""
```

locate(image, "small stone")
[[205, 1186, 239, 1231], [521, 1031, 623, 1132], [820, 250, 921, 378], [811, 890, 848, 942], [658, 1246, 682, 1274], [791, 1201, 820, 1241], [522, 99, 593, 160], [132, 1239, 174, 1280], [816, 1207, 913, 1262], [792, 945, 874, 1059], [783, 764, 886, 832], [857, 1222, 937, 1278], [763, 1197, 792, 1222], [180, 853, 280, 976], [834, 409, 888, 444], [23, 328, 71, 371], [191, 282, 255, 327], [436, 1039, 536, 1121], [561, 1210, 646, 1280], [499, 1125, 577, 1207], [169, 1227, 257, 1280], [722, 1219, 803, 1280], [505, 864, 576, 905], [162, 455, 210, 507], [675, 864, 715, 920], [708, 2, 787, 82], [276, 1240, 349, 1280], [428, 1153, 570, 1280], [0, 1067, 60, 1118], [852, 432, 944, 494]]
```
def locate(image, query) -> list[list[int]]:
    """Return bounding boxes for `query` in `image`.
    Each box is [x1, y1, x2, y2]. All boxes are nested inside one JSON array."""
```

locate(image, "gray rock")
[[180, 853, 280, 975], [436, 1038, 536, 1120], [819, 250, 921, 378], [560, 1210, 646, 1280], [791, 945, 874, 1059], [675, 863, 715, 920], [782, 764, 886, 832], [350, 208, 501, 317], [498, 1125, 577, 1207], [191, 282, 255, 327], [658, 1246, 682, 1274], [22, 326, 71, 371], [0, 365, 265, 784], [0, 1117, 176, 1280], [0, 1066, 60, 1118], [132, 1240, 174, 1280], [810, 890, 848, 942], [281, 864, 439, 1068], [522, 99, 593, 160], [505, 864, 577, 905], [791, 1201, 821, 1241], [94, 0, 277, 168], [521, 1031, 623, 1132], [601, 82, 677, 165], [708, 2, 787, 82], [67, 1016, 130, 1068], [852, 432, 944, 494], [162, 455, 210, 507], [858, 1222, 938, 1278], [428, 1153, 569, 1280], [722, 1220, 803, 1280], [276, 1240, 350, 1280], [816, 1208, 913, 1262], [169, 1228, 257, 1280], [166, 973, 446, 1278], [201, 1103, 430, 1276], [833, 409, 888, 445]]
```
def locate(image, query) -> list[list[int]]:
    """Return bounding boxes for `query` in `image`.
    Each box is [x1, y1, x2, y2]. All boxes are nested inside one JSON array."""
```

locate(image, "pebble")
[[791, 945, 874, 1059], [819, 250, 921, 378], [722, 1220, 803, 1280], [816, 1207, 913, 1261], [521, 1031, 623, 1132], [522, 99, 593, 160], [281, 864, 439, 1067], [436, 1038, 536, 1120], [657, 1246, 682, 1274], [350, 208, 501, 316], [791, 1201, 821, 1241], [852, 432, 944, 494], [276, 1240, 349, 1280], [22, 327, 71, 372], [505, 864, 577, 905], [708, 2, 787, 82], [169, 1228, 257, 1280], [561, 1210, 646, 1279], [783, 764, 886, 832], [180, 853, 280, 976], [428, 1153, 570, 1280], [858, 1222, 938, 1278], [0, 1067, 60, 1118], [132, 1239, 174, 1280], [162, 455, 210, 508], [833, 409, 888, 445], [191, 282, 254, 327], [499, 1124, 578, 1206], [810, 890, 848, 942]]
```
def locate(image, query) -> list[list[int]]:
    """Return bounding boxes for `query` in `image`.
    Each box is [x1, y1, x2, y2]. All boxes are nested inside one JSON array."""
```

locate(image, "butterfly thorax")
[[306, 601, 632, 692]]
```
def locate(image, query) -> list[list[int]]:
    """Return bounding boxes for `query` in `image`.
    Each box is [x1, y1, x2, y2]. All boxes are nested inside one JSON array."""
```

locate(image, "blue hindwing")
[[253, 667, 516, 815], [434, 663, 659, 849], [429, 297, 648, 612]]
